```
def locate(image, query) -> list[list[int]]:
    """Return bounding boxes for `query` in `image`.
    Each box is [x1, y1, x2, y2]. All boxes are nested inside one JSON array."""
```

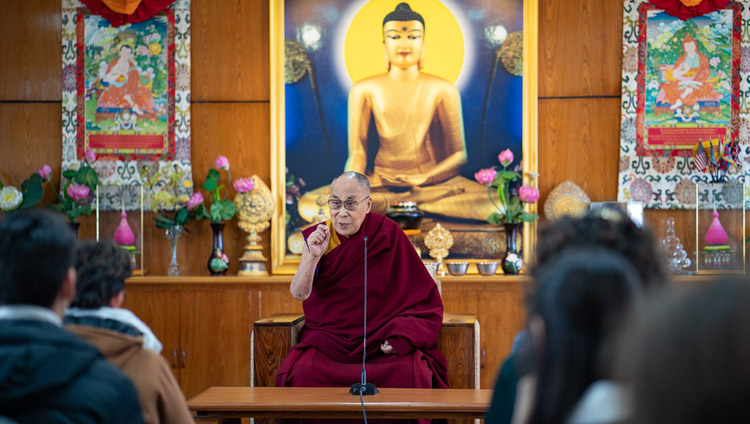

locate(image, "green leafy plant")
[[194, 155, 237, 223], [141, 163, 199, 229], [47, 151, 100, 223], [0, 166, 45, 215], [474, 149, 539, 225]]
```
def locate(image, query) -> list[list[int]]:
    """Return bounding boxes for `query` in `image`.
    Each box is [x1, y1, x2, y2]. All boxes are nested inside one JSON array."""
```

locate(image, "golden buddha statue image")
[[298, 2, 496, 223]]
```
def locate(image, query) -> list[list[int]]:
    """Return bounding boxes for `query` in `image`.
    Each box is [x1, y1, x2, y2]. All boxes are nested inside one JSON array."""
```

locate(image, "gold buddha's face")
[[329, 177, 371, 237], [383, 20, 425, 70]]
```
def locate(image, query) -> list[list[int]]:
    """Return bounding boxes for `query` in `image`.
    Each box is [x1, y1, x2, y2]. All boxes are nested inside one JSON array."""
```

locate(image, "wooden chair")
[[250, 269, 481, 424], [252, 312, 480, 390]]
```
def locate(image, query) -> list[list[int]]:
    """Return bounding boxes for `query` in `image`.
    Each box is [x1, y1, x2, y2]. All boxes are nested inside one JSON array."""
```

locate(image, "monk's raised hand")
[[380, 340, 395, 355], [307, 223, 330, 258]]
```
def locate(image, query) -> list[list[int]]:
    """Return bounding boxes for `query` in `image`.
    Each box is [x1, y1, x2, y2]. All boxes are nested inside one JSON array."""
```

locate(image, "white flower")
[[0, 186, 23, 211]]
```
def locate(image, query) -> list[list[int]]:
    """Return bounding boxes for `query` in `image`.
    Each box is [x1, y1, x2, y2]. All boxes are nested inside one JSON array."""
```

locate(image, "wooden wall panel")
[[0, 103, 62, 205], [189, 103, 272, 275], [122, 285, 182, 381], [0, 0, 61, 100], [0, 0, 273, 277], [191, 0, 270, 101], [180, 287, 252, 398], [539, 0, 623, 97], [441, 280, 527, 389], [538, 98, 622, 206], [257, 284, 304, 323]]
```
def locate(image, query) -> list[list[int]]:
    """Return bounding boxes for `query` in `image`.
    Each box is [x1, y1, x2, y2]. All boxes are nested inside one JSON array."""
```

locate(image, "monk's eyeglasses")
[[328, 196, 370, 211]]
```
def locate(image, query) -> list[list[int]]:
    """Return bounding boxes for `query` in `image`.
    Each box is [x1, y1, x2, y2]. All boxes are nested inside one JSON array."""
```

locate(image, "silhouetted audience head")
[[71, 239, 132, 309], [535, 206, 665, 290], [617, 278, 750, 424], [0, 209, 76, 308], [526, 248, 642, 424]]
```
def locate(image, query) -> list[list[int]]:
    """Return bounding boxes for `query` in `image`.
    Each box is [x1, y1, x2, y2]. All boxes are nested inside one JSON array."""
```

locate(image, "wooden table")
[[188, 386, 492, 423]]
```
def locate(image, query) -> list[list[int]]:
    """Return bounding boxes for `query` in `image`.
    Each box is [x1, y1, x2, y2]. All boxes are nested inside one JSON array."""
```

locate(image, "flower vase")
[[166, 225, 184, 276], [502, 222, 522, 275], [208, 222, 229, 276]]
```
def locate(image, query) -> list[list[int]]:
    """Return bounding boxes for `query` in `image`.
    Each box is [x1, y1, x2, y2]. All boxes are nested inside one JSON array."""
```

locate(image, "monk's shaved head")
[[331, 171, 370, 193]]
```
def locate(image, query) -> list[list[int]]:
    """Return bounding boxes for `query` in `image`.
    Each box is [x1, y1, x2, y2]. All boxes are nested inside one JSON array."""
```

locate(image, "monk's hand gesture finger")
[[380, 340, 395, 355], [307, 224, 330, 258]]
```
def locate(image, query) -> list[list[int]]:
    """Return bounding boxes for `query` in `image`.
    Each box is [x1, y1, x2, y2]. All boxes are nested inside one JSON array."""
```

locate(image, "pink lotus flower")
[[36, 164, 52, 180], [474, 168, 498, 185], [186, 192, 204, 210], [498, 149, 514, 167], [67, 183, 90, 203], [519, 185, 540, 204], [85, 149, 96, 162], [233, 178, 255, 193], [214, 155, 229, 170]]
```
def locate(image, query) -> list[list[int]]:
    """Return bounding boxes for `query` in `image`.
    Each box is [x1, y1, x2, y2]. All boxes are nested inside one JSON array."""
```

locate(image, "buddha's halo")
[[334, 0, 474, 92]]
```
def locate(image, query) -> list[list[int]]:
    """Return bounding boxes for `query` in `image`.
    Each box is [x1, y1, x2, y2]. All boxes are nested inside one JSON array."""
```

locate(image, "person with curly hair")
[[534, 206, 666, 290], [64, 240, 192, 424], [486, 206, 666, 424], [65, 239, 162, 352]]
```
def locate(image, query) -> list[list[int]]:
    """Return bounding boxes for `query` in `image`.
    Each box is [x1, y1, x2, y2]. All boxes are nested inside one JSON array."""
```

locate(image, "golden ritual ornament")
[[500, 31, 523, 76], [424, 223, 454, 276], [234, 175, 274, 276]]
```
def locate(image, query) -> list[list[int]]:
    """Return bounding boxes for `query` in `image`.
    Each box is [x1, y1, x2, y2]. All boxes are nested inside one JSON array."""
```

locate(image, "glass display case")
[[96, 185, 145, 275], [694, 182, 745, 274]]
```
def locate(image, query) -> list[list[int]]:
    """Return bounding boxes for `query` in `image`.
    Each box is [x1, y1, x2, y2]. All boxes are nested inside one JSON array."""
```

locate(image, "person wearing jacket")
[[0, 209, 144, 423], [65, 239, 193, 424]]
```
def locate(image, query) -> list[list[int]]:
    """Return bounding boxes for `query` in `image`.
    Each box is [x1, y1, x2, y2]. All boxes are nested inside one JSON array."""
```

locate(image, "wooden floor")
[[188, 386, 492, 420]]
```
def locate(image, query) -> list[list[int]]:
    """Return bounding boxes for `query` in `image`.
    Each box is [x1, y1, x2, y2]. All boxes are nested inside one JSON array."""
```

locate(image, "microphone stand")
[[350, 235, 379, 396]]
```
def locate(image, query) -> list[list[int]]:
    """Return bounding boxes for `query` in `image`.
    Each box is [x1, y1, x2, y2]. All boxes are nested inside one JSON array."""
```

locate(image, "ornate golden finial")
[[233, 175, 274, 276], [500, 31, 523, 76], [424, 223, 454, 276], [311, 194, 329, 224]]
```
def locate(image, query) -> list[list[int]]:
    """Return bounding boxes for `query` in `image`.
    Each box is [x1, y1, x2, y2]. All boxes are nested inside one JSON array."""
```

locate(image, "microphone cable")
[[360, 235, 369, 424], [360, 389, 368, 424]]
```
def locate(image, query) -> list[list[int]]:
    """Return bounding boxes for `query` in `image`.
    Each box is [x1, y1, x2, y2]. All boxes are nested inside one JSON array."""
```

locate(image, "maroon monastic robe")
[[276, 212, 448, 390]]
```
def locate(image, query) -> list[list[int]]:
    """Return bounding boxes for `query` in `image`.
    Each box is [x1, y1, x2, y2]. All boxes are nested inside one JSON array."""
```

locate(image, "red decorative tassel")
[[79, 0, 176, 27], [647, 0, 732, 20]]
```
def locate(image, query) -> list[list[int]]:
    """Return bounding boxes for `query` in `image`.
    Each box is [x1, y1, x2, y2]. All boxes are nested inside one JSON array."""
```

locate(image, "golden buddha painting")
[[271, 0, 537, 272]]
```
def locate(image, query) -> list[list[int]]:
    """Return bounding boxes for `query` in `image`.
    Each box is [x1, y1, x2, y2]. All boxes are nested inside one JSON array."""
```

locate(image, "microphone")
[[350, 235, 379, 396]]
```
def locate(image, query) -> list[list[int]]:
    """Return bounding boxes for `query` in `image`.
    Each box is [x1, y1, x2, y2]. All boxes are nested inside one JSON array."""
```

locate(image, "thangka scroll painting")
[[62, 0, 191, 210], [618, 0, 750, 208]]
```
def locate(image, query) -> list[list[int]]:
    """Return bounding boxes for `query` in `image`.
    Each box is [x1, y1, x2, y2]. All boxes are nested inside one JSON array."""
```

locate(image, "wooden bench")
[[188, 386, 492, 423], [252, 312, 481, 389]]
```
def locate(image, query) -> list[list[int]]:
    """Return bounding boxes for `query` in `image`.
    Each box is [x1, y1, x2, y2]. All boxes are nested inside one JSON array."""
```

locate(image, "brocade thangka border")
[[618, 0, 750, 209], [61, 0, 191, 210]]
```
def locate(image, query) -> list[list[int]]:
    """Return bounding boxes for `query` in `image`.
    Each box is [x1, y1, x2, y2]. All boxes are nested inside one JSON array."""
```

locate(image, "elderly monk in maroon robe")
[[276, 172, 448, 391]]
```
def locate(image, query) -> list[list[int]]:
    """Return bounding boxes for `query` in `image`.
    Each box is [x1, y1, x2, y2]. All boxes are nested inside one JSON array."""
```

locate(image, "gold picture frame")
[[270, 0, 539, 274]]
